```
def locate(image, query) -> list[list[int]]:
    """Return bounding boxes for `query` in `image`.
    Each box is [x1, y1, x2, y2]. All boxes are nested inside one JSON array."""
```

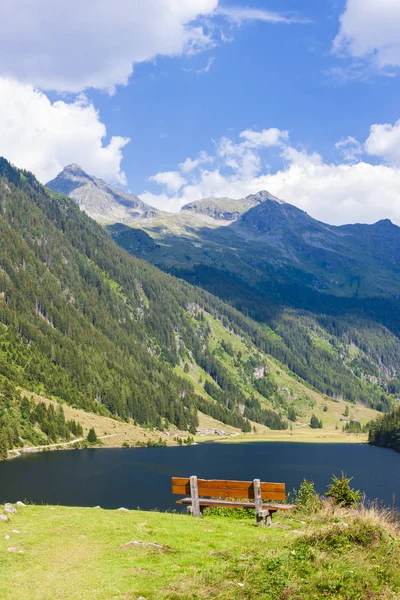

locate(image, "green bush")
[[326, 472, 361, 508], [310, 414, 323, 428], [203, 505, 255, 520], [292, 479, 321, 514], [87, 427, 97, 444]]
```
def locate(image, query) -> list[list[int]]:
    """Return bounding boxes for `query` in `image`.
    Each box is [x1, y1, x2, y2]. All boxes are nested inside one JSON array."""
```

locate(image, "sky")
[[1, 0, 400, 225]]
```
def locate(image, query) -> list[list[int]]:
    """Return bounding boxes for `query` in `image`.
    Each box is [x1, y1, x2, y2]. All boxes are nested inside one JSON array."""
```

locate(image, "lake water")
[[0, 442, 399, 510]]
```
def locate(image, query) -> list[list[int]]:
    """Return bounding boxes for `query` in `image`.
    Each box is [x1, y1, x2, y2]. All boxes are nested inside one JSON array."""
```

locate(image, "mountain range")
[[47, 165, 400, 301], [0, 157, 398, 455]]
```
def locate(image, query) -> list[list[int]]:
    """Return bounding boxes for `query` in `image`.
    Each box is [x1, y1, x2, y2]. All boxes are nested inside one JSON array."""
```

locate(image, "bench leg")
[[256, 512, 265, 526], [190, 475, 201, 518], [256, 509, 273, 527]]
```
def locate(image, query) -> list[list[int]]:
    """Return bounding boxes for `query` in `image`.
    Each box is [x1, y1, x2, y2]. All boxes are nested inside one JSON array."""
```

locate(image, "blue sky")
[[1, 0, 400, 224]]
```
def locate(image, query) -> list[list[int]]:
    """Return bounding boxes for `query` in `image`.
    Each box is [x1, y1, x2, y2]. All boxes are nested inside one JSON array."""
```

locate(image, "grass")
[[1, 501, 399, 599]]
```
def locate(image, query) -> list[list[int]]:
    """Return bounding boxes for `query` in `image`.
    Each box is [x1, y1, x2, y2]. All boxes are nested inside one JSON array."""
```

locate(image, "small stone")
[[16, 501, 26, 507], [7, 546, 24, 553], [291, 530, 305, 534], [94, 505, 101, 509], [11, 530, 21, 535], [4, 504, 17, 514], [117, 507, 129, 511], [5, 535, 10, 540], [0, 515, 8, 522]]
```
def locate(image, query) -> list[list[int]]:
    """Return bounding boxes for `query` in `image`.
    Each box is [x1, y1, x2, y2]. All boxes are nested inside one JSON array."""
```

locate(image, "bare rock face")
[[46, 164, 159, 225]]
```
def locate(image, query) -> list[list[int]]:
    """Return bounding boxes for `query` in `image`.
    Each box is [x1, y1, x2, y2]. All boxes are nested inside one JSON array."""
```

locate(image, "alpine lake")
[[0, 442, 399, 510]]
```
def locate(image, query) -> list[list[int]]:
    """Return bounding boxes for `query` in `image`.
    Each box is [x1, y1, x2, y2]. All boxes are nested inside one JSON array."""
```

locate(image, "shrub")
[[310, 414, 323, 429], [292, 479, 321, 514], [87, 427, 97, 444], [326, 472, 361, 508]]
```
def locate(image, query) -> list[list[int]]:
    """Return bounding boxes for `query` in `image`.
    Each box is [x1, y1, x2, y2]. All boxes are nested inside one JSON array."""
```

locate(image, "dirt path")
[[8, 433, 121, 457]]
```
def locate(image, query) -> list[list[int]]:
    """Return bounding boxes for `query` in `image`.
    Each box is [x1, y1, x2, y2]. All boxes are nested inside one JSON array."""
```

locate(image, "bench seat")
[[176, 497, 295, 511]]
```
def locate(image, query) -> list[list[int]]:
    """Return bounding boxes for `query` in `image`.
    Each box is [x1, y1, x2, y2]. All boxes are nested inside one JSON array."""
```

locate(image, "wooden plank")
[[172, 478, 285, 493], [197, 486, 285, 501], [172, 485, 190, 495], [176, 497, 295, 510], [190, 475, 201, 518]]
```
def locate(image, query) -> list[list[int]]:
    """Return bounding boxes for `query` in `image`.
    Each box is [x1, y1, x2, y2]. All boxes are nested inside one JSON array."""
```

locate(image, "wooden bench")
[[172, 476, 295, 526]]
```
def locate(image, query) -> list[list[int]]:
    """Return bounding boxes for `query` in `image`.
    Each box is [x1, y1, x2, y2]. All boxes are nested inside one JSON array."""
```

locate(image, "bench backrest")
[[172, 477, 286, 501]]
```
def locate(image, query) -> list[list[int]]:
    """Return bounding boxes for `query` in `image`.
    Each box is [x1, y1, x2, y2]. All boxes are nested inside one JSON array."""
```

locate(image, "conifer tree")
[[87, 427, 97, 444]]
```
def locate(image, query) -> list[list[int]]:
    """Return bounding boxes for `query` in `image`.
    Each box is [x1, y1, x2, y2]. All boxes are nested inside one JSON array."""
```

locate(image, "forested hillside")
[[369, 406, 400, 452], [0, 158, 396, 457]]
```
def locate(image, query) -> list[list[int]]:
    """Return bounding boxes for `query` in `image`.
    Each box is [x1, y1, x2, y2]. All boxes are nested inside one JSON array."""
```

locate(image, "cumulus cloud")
[[365, 120, 400, 165], [240, 128, 289, 148], [334, 0, 400, 71], [0, 0, 218, 93], [149, 171, 187, 193], [179, 151, 214, 173], [141, 124, 400, 225], [0, 78, 129, 184]]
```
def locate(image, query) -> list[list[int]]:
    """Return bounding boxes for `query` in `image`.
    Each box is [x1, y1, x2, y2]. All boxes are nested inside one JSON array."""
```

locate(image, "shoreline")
[[6, 431, 370, 460]]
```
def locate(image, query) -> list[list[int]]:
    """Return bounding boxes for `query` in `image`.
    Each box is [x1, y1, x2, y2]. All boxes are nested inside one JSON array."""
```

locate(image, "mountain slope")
[[0, 157, 395, 462], [46, 164, 159, 224], [1, 157, 368, 454]]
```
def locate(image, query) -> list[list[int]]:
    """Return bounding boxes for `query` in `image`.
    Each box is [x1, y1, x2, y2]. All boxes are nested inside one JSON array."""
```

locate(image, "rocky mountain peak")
[[244, 190, 283, 204], [46, 166, 158, 225]]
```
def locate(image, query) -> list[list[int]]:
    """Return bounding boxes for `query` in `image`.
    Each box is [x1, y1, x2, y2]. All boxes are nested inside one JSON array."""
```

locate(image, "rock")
[[119, 540, 171, 551], [291, 530, 305, 535], [0, 515, 8, 522], [117, 507, 129, 512], [16, 501, 26, 507], [7, 546, 24, 553], [94, 505, 101, 509], [4, 504, 17, 514], [5, 535, 10, 540], [11, 530, 21, 534]]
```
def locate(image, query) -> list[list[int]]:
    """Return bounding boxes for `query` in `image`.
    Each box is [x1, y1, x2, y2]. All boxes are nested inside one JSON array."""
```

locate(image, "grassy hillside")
[[1, 501, 399, 599]]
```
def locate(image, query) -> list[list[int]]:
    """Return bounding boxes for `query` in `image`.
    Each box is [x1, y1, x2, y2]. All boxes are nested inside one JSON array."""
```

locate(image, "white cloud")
[[217, 6, 310, 25], [334, 0, 400, 71], [141, 124, 400, 225], [335, 136, 363, 163], [179, 151, 214, 173], [365, 120, 400, 164], [240, 128, 289, 148], [0, 0, 218, 92], [149, 171, 187, 193], [0, 78, 129, 184]]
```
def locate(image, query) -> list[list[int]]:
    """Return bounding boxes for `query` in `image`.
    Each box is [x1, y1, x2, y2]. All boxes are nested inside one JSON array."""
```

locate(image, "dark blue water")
[[0, 443, 399, 510]]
